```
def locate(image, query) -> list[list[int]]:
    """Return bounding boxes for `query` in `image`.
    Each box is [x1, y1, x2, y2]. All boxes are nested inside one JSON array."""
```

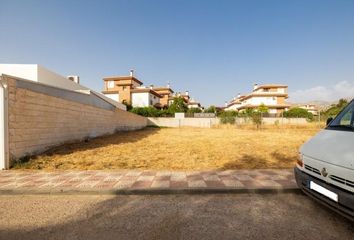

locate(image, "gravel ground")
[[0, 193, 352, 240]]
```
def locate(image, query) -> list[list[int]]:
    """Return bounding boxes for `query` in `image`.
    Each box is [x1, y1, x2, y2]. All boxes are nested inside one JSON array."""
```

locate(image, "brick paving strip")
[[0, 169, 299, 195]]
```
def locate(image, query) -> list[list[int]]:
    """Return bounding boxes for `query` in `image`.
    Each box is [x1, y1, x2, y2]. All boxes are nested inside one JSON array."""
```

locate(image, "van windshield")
[[328, 100, 354, 131]]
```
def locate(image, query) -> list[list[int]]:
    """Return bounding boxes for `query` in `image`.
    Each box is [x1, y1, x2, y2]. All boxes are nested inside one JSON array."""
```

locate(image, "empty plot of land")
[[14, 126, 320, 170]]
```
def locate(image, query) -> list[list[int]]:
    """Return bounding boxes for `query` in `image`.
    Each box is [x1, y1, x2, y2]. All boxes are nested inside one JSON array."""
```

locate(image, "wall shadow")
[[221, 154, 270, 170], [0, 193, 352, 240], [270, 151, 295, 164]]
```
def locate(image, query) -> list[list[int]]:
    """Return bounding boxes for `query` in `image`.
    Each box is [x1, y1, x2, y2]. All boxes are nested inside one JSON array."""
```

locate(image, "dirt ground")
[[0, 194, 352, 240], [13, 125, 321, 170]]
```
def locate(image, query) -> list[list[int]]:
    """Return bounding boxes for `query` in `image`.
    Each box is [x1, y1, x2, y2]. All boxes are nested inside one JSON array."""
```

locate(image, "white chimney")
[[130, 69, 134, 77], [150, 84, 154, 90], [253, 83, 258, 90], [67, 75, 80, 84], [185, 90, 189, 96], [238, 93, 241, 98], [225, 101, 228, 107], [167, 82, 170, 88]]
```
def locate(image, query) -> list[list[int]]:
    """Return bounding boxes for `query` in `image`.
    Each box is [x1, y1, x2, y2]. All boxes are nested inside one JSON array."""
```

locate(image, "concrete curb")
[[0, 187, 301, 195]]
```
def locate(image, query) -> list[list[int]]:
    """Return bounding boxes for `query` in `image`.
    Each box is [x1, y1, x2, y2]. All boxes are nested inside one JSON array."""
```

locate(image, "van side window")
[[328, 100, 354, 130], [339, 109, 353, 126]]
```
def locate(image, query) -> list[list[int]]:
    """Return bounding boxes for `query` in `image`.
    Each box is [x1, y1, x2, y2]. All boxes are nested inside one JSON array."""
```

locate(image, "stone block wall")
[[5, 76, 147, 164]]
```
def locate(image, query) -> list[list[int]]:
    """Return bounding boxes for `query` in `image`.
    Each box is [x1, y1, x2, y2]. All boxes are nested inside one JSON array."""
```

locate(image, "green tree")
[[187, 108, 202, 114], [238, 108, 254, 118], [284, 107, 313, 120], [168, 97, 188, 114], [257, 104, 269, 114], [251, 104, 268, 129], [219, 111, 238, 124], [251, 112, 263, 129], [205, 105, 217, 113], [323, 99, 349, 118]]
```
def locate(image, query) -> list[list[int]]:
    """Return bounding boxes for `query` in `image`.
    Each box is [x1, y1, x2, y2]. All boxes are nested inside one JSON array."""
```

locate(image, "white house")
[[187, 98, 202, 109], [0, 64, 126, 110], [225, 84, 290, 115], [102, 72, 162, 108], [131, 87, 162, 108]]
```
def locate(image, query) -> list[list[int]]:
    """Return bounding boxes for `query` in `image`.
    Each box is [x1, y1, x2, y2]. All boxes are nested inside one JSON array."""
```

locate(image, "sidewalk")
[[0, 169, 298, 194]]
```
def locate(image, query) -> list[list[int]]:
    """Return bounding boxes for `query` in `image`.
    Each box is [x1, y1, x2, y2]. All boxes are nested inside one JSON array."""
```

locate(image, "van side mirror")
[[326, 117, 333, 126]]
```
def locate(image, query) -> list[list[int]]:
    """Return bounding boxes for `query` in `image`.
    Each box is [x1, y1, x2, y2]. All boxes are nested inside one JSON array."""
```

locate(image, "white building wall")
[[188, 104, 198, 109], [0, 64, 89, 91], [132, 92, 150, 107], [104, 93, 119, 102], [0, 64, 126, 110], [268, 109, 278, 114], [278, 88, 286, 93], [254, 87, 286, 94], [225, 104, 241, 111], [248, 96, 277, 105]]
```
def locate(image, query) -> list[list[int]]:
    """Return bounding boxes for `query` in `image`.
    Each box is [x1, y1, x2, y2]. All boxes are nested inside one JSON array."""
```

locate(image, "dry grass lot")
[[14, 125, 321, 170]]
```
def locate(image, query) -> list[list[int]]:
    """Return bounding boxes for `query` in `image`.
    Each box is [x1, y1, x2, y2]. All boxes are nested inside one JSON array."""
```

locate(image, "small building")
[[152, 85, 174, 108], [225, 84, 290, 116], [102, 70, 163, 108], [298, 104, 319, 116], [187, 98, 202, 109], [172, 91, 203, 109]]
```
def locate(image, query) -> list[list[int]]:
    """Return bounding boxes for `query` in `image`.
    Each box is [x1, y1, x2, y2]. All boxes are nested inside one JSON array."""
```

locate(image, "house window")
[[123, 86, 127, 91], [150, 100, 153, 105], [263, 88, 270, 92], [107, 81, 114, 88]]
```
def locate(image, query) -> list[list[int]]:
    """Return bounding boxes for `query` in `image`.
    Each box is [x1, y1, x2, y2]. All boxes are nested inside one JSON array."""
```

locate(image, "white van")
[[295, 99, 354, 221]]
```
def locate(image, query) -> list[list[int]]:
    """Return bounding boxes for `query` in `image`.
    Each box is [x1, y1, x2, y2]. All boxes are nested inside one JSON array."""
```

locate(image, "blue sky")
[[1, 0, 354, 106]]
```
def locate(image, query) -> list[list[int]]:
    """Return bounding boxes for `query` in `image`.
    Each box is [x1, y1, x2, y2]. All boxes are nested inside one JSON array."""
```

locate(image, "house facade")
[[225, 84, 290, 115], [152, 86, 174, 108], [187, 98, 202, 109], [102, 71, 163, 108], [170, 91, 203, 110]]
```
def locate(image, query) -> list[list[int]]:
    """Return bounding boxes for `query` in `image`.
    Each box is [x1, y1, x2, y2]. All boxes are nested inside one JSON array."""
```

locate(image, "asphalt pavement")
[[0, 193, 353, 240]]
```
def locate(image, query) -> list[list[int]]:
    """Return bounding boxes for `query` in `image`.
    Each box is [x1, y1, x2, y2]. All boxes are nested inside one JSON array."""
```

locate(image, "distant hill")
[[287, 97, 353, 111]]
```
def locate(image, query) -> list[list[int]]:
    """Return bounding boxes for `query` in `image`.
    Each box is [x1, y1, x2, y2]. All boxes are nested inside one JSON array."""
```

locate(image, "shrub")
[[130, 107, 160, 117], [322, 98, 349, 119], [187, 108, 202, 114], [284, 107, 313, 120], [251, 112, 263, 129], [219, 111, 238, 124], [159, 109, 174, 117], [257, 104, 269, 114], [168, 97, 188, 113], [238, 108, 254, 118], [205, 105, 216, 113]]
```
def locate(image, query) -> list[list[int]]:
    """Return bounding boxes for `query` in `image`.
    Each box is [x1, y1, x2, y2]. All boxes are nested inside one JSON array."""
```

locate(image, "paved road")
[[0, 193, 352, 240]]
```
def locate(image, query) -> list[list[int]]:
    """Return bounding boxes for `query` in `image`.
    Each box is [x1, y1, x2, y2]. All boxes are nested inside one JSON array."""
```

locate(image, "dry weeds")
[[14, 125, 321, 170]]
